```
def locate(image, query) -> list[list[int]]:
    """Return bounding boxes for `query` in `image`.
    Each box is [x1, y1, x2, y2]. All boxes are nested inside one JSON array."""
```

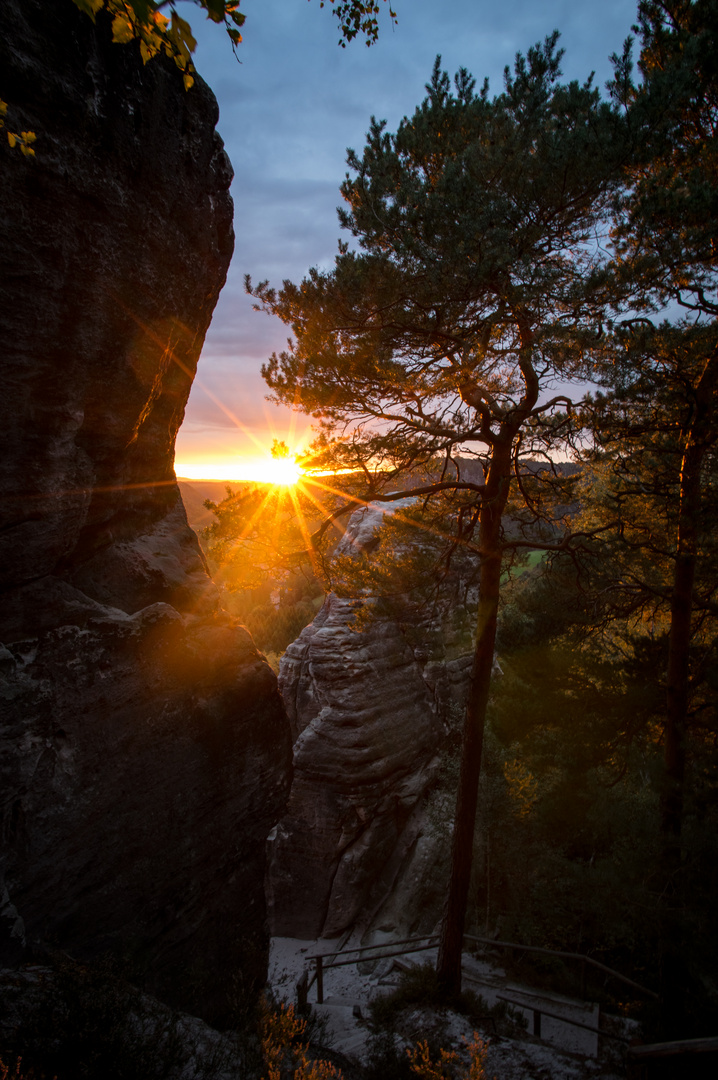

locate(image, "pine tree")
[[585, 0, 718, 1032], [248, 38, 630, 991]]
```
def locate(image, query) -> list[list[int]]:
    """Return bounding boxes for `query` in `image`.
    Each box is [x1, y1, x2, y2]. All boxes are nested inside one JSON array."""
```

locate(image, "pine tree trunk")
[[436, 449, 509, 995], [659, 357, 715, 1034], [660, 410, 703, 1028]]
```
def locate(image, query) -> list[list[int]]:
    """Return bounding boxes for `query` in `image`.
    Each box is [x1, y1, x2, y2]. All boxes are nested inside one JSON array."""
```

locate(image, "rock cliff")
[[0, 0, 292, 1024], [268, 501, 477, 940]]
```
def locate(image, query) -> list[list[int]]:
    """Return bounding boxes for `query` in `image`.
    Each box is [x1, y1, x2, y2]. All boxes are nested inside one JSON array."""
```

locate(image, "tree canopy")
[[252, 42, 630, 489], [248, 35, 633, 991], [577, 0, 718, 1030]]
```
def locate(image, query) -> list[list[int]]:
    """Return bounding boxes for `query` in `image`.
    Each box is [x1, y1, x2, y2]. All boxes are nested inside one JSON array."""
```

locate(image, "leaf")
[[183, 72, 194, 91], [128, 0, 153, 22], [173, 13, 197, 53], [7, 132, 16, 148], [72, 0, 104, 22], [204, 0, 227, 23], [20, 143, 36, 158], [21, 131, 37, 144], [227, 27, 242, 46], [111, 13, 135, 45]]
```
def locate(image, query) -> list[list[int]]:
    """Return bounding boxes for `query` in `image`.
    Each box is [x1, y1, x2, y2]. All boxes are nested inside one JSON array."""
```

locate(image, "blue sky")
[[174, 0, 639, 479]]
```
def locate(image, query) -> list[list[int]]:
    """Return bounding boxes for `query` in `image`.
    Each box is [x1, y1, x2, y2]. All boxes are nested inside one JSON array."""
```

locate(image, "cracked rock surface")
[[0, 0, 291, 1025], [268, 502, 478, 940]]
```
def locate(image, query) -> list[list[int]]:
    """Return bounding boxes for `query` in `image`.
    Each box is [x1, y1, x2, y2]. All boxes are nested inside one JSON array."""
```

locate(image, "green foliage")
[[329, 500, 477, 639], [609, 0, 718, 311], [201, 483, 297, 590], [467, 553, 718, 1022], [320, 1, 398, 48], [249, 40, 629, 489], [201, 475, 348, 590], [200, 481, 329, 655], [362, 1030, 416, 1080], [222, 590, 320, 655]]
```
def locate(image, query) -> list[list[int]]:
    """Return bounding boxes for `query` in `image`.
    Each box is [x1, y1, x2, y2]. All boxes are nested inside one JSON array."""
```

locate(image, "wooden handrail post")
[[316, 954, 324, 1005], [297, 970, 309, 1014]]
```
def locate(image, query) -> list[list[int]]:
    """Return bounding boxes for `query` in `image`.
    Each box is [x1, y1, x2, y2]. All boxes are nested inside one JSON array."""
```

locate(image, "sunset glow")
[[176, 454, 303, 486]]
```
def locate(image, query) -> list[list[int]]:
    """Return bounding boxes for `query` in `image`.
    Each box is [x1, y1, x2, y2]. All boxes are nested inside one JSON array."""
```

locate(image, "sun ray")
[[10, 478, 181, 503], [294, 479, 351, 544], [225, 485, 277, 550], [106, 295, 480, 554], [111, 292, 280, 464], [300, 475, 483, 553], [287, 485, 324, 582]]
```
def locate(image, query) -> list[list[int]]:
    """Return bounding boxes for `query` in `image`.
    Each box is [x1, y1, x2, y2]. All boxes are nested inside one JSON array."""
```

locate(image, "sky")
[[173, 0, 640, 481]]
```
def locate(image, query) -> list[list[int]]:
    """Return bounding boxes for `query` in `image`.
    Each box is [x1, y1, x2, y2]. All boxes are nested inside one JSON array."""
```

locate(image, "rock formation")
[[268, 501, 478, 941], [0, 0, 291, 1025]]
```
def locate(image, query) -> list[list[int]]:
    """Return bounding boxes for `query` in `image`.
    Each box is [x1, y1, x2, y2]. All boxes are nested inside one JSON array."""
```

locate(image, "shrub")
[[367, 964, 518, 1037], [259, 999, 341, 1080], [407, 1033, 489, 1080]]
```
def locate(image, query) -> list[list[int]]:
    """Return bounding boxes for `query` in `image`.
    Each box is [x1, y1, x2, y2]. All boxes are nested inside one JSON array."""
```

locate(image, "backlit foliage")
[[72, 1, 396, 91], [321, 0, 397, 47], [260, 1000, 341, 1080], [0, 1060, 31, 1080], [407, 1034, 490, 1080], [71, 0, 243, 89], [0, 100, 36, 156]]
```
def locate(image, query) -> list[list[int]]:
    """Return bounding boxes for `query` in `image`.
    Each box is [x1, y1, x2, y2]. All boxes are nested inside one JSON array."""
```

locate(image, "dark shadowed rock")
[[0, 0, 291, 1024], [267, 501, 477, 940]]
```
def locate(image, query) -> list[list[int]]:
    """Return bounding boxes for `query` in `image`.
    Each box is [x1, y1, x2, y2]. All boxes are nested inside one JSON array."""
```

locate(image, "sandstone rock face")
[[268, 502, 477, 940], [0, 0, 291, 1024]]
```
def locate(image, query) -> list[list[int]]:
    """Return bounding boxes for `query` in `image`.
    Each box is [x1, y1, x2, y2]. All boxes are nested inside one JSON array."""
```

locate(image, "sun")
[[249, 455, 303, 486], [174, 453, 304, 486]]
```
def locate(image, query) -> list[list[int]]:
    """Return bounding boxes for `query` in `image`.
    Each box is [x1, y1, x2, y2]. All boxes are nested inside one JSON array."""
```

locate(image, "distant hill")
[[177, 479, 237, 533], [178, 459, 583, 536]]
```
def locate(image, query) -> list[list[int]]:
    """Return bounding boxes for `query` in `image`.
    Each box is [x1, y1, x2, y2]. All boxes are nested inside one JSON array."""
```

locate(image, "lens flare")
[[175, 454, 303, 486]]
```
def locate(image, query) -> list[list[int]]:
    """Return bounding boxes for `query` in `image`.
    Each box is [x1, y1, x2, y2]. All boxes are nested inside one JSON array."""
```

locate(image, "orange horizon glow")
[[176, 448, 486, 567], [176, 454, 305, 487]]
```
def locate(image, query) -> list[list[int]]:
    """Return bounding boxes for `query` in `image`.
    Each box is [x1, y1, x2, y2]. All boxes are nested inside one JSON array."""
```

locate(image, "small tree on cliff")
[[248, 39, 630, 992]]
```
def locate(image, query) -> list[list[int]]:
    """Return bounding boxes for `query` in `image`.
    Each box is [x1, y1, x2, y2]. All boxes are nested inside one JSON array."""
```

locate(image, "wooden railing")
[[464, 934, 659, 1002], [300, 931, 657, 1006], [300, 933, 440, 1006], [627, 1036, 718, 1079], [496, 993, 628, 1044]]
